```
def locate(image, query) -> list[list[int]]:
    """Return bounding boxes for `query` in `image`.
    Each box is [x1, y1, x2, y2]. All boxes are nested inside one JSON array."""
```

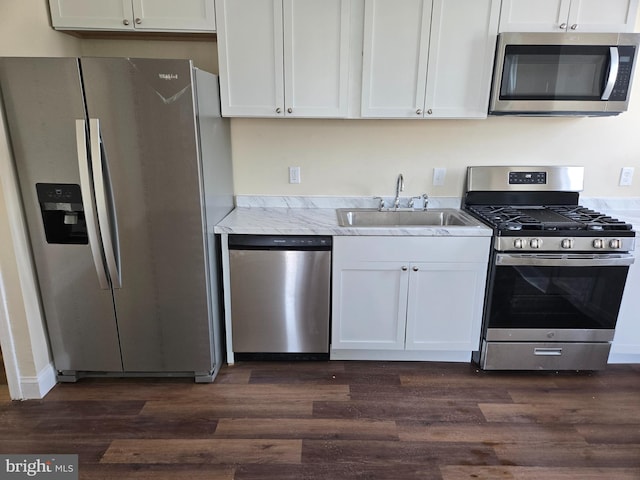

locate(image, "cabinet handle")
[[287, 107, 293, 114], [570, 24, 578, 30], [427, 109, 433, 115], [416, 108, 422, 115], [559, 22, 567, 29], [276, 107, 282, 114], [123, 19, 130, 25], [135, 17, 142, 25], [401, 266, 408, 271], [412, 266, 419, 272]]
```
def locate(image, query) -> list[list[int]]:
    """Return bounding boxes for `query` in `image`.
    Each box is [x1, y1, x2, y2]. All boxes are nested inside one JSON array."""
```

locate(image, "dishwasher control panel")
[[228, 235, 332, 250]]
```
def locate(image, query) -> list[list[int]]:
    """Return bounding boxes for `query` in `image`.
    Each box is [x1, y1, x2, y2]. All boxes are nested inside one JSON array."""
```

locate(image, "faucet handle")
[[408, 196, 421, 209], [422, 193, 429, 210], [373, 196, 385, 210]]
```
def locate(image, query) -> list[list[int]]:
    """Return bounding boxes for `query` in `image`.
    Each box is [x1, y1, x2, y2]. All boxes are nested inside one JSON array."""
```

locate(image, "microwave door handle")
[[602, 47, 619, 100], [75, 119, 110, 289]]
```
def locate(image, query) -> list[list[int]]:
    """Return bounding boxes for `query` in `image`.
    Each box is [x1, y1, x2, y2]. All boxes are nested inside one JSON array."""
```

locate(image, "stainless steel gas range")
[[463, 166, 635, 371]]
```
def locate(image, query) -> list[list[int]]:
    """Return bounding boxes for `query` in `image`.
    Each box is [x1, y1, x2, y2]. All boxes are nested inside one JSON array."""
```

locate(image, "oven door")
[[485, 253, 634, 342]]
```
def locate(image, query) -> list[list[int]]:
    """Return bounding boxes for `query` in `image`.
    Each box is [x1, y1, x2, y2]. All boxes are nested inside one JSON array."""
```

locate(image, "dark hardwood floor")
[[1, 361, 639, 479]]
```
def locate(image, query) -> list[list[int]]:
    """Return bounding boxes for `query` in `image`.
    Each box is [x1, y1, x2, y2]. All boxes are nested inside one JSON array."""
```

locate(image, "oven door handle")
[[496, 253, 635, 267]]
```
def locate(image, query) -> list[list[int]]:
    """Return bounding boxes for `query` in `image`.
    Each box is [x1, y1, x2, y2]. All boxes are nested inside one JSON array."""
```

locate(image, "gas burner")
[[499, 221, 522, 231]]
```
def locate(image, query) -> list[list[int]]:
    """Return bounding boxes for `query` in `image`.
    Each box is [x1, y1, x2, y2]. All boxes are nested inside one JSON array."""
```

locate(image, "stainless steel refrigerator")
[[0, 57, 233, 382]]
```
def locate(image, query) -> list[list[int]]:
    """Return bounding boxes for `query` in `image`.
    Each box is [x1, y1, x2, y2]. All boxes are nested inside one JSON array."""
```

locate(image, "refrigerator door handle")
[[89, 118, 122, 288], [75, 119, 110, 290]]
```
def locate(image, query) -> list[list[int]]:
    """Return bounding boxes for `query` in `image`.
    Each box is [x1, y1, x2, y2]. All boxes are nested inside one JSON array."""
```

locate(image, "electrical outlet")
[[619, 167, 634, 186], [433, 168, 446, 186], [289, 166, 301, 184]]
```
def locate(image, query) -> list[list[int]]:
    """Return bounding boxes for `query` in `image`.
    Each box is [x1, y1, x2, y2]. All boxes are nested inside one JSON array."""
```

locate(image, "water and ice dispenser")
[[36, 183, 88, 244]]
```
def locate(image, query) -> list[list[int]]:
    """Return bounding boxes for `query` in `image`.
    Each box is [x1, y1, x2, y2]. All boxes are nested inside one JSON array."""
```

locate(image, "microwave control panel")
[[610, 46, 636, 101]]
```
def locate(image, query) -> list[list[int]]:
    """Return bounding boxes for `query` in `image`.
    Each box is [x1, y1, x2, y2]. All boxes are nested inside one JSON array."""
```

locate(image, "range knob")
[[513, 238, 524, 249], [593, 238, 605, 249], [530, 238, 542, 249], [560, 238, 574, 249], [609, 239, 622, 249]]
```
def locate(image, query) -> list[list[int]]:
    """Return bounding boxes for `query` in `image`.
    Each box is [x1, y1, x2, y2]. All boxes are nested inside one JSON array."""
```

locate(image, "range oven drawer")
[[480, 341, 611, 371]]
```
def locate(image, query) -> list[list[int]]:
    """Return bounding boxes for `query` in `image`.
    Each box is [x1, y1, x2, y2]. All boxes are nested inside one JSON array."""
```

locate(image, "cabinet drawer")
[[480, 341, 612, 370]]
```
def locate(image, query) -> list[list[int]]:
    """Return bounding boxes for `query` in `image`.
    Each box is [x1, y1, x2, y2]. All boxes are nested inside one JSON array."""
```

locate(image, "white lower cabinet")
[[331, 236, 490, 361], [610, 250, 640, 363]]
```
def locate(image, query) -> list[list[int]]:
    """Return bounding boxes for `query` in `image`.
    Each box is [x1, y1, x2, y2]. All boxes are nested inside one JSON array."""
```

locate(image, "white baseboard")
[[330, 349, 472, 362], [19, 362, 57, 399], [608, 353, 640, 364]]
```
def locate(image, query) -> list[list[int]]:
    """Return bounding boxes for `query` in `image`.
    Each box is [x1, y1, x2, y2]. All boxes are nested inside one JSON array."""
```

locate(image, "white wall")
[[229, 113, 640, 198]]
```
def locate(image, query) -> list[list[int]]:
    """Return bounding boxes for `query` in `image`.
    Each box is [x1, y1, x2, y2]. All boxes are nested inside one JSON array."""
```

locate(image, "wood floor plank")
[[141, 399, 313, 418], [401, 372, 560, 389], [301, 439, 499, 467], [576, 424, 640, 444], [0, 439, 110, 463], [479, 403, 640, 424], [440, 465, 640, 480], [492, 443, 640, 468], [32, 415, 218, 439], [508, 389, 640, 407], [234, 463, 441, 480], [349, 384, 513, 403], [101, 439, 302, 464], [213, 418, 398, 440], [78, 464, 236, 480], [313, 398, 486, 423], [397, 423, 587, 444]]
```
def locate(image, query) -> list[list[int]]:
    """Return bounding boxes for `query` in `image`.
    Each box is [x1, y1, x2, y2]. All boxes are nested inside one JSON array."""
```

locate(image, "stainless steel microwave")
[[489, 32, 640, 116]]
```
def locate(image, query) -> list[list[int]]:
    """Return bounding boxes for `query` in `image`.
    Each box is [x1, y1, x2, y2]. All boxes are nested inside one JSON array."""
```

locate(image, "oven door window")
[[489, 264, 628, 329], [500, 45, 610, 101]]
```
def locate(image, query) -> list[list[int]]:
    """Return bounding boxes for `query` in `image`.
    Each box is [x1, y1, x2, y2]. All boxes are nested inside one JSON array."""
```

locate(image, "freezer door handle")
[[75, 119, 110, 289], [89, 118, 122, 288]]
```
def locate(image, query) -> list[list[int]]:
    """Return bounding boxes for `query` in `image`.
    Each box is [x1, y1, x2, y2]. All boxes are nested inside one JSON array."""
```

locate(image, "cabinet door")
[[405, 262, 486, 351], [49, 0, 134, 30], [361, 0, 433, 118], [283, 0, 350, 117], [425, 0, 500, 118], [499, 0, 571, 32], [568, 0, 639, 33], [132, 0, 215, 32], [216, 0, 285, 116], [332, 261, 409, 350], [611, 259, 640, 358]]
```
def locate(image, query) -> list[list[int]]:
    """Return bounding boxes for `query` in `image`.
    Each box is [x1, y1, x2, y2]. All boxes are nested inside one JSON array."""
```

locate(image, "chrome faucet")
[[394, 173, 404, 209]]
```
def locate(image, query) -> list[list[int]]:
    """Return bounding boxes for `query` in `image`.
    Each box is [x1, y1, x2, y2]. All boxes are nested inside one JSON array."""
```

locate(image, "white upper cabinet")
[[49, 0, 216, 32], [499, 0, 639, 33], [425, 0, 501, 118], [216, 0, 351, 117], [361, 0, 500, 119], [361, 0, 433, 118]]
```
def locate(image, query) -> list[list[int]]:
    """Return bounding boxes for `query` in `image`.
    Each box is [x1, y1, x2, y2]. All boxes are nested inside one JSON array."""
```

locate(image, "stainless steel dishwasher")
[[228, 235, 332, 356]]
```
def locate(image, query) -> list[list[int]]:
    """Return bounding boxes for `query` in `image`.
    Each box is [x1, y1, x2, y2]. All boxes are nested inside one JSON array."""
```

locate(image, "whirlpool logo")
[[0, 455, 77, 479]]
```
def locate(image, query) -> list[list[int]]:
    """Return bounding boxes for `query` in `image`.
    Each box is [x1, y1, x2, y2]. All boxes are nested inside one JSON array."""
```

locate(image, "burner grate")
[[467, 205, 632, 232]]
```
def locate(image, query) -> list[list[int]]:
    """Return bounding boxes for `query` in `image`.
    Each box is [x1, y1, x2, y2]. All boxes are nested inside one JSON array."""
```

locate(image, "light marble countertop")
[[213, 196, 640, 237], [213, 196, 492, 236]]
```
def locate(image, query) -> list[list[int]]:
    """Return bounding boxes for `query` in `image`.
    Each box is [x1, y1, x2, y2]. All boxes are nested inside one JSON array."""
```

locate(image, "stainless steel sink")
[[336, 208, 481, 227]]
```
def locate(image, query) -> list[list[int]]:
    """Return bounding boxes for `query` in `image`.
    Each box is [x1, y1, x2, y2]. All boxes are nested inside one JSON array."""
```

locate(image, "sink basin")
[[336, 208, 481, 227]]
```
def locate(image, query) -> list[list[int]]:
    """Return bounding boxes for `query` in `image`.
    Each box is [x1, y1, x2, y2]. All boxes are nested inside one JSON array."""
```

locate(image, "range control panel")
[[509, 171, 547, 185]]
